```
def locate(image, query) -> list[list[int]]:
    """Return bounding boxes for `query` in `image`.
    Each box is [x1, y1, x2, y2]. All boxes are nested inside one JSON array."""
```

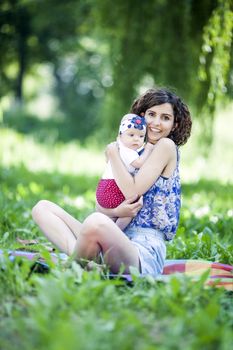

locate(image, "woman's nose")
[[150, 116, 160, 125]]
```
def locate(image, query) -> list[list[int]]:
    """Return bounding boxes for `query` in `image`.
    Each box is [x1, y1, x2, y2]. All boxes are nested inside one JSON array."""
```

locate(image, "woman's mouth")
[[149, 127, 161, 133]]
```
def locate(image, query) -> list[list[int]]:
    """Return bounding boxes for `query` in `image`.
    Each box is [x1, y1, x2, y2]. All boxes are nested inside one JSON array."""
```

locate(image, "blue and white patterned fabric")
[[124, 227, 166, 277], [127, 148, 181, 241]]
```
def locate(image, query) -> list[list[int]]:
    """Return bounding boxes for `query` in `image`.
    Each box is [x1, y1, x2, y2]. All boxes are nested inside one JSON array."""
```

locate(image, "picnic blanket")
[[1, 250, 232, 291], [163, 259, 233, 291]]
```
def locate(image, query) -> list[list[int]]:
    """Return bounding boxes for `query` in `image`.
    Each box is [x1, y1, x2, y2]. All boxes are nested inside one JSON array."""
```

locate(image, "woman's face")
[[143, 103, 175, 144]]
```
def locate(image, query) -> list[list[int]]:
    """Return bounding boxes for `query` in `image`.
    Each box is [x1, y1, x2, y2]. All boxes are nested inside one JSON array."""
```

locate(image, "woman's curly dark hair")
[[130, 88, 192, 146]]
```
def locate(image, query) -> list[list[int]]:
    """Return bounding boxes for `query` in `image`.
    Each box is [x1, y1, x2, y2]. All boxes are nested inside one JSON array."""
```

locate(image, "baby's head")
[[119, 114, 147, 150]]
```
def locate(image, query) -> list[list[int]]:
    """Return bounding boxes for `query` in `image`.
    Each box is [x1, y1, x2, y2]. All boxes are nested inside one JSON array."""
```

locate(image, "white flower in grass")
[[194, 205, 210, 218], [210, 215, 219, 224]]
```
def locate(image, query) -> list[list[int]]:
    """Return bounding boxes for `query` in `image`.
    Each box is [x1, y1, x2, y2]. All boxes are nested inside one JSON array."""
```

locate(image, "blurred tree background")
[[0, 0, 232, 144]]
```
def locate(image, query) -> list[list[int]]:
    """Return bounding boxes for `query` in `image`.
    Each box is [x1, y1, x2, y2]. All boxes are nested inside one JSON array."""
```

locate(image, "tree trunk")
[[15, 33, 26, 103]]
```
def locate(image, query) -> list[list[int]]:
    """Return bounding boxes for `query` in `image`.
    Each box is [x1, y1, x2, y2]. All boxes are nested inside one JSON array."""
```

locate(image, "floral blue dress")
[[124, 148, 181, 277], [127, 148, 181, 241]]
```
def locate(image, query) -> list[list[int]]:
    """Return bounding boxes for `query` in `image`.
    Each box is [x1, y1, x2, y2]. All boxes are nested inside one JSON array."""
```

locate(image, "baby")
[[96, 114, 154, 230]]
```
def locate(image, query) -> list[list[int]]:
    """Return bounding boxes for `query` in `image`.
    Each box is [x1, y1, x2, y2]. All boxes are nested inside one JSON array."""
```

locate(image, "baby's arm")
[[95, 205, 131, 227], [131, 143, 154, 168], [95, 201, 117, 219]]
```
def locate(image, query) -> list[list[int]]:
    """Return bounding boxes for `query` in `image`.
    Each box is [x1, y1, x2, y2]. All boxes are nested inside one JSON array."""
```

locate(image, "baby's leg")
[[32, 200, 82, 255], [115, 196, 143, 230]]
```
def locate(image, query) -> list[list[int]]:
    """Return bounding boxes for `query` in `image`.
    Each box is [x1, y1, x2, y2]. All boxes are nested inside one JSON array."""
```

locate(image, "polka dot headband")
[[119, 114, 147, 135]]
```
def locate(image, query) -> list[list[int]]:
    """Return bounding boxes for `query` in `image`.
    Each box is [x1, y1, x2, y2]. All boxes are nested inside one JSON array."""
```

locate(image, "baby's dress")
[[96, 141, 141, 208]]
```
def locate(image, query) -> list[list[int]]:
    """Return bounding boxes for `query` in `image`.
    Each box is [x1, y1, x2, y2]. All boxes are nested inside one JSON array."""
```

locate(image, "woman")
[[32, 88, 192, 276]]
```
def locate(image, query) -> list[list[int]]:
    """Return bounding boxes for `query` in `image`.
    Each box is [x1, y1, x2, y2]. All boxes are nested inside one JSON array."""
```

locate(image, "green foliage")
[[53, 39, 110, 141], [0, 0, 91, 99], [199, 0, 233, 101], [0, 164, 97, 249], [1, 0, 233, 143], [0, 258, 232, 349], [198, 0, 233, 145], [93, 0, 233, 140], [167, 180, 233, 264]]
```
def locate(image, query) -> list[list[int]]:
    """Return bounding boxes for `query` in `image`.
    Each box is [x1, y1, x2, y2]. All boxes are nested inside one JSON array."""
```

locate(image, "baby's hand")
[[105, 141, 118, 158], [145, 142, 154, 152]]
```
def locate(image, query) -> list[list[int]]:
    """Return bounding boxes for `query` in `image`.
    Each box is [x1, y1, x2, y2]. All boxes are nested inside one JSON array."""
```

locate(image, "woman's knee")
[[31, 200, 51, 222], [81, 212, 109, 237]]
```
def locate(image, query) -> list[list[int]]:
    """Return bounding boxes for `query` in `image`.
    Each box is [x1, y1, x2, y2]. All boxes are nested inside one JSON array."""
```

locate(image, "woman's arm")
[[107, 138, 176, 198]]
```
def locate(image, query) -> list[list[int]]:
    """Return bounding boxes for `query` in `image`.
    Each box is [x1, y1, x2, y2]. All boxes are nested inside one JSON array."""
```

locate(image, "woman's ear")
[[140, 112, 145, 117]]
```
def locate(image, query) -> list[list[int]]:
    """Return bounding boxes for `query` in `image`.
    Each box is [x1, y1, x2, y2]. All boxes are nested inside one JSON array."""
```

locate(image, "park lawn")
[[0, 164, 232, 350], [0, 127, 233, 350]]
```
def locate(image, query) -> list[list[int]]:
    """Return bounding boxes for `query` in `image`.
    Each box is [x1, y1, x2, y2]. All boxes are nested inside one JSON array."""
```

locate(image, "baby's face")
[[120, 128, 146, 150]]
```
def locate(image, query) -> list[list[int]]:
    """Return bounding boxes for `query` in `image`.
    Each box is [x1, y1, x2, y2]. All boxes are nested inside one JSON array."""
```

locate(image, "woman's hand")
[[114, 195, 143, 218], [96, 195, 143, 218]]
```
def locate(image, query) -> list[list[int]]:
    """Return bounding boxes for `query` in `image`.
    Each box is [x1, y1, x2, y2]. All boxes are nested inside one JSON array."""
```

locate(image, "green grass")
[[0, 121, 233, 349]]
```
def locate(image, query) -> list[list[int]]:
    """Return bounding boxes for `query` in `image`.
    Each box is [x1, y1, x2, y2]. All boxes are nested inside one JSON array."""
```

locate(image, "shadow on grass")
[[0, 164, 99, 197], [1, 164, 232, 208], [2, 110, 86, 144], [180, 179, 233, 243], [182, 179, 233, 199], [0, 164, 99, 242]]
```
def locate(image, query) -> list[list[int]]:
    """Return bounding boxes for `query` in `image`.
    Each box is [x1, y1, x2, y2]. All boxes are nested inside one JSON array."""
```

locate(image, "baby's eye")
[[140, 135, 144, 138]]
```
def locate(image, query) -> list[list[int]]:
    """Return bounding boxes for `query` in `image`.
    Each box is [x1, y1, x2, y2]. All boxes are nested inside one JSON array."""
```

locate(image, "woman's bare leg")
[[74, 212, 140, 273], [32, 200, 82, 255], [32, 202, 140, 273]]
